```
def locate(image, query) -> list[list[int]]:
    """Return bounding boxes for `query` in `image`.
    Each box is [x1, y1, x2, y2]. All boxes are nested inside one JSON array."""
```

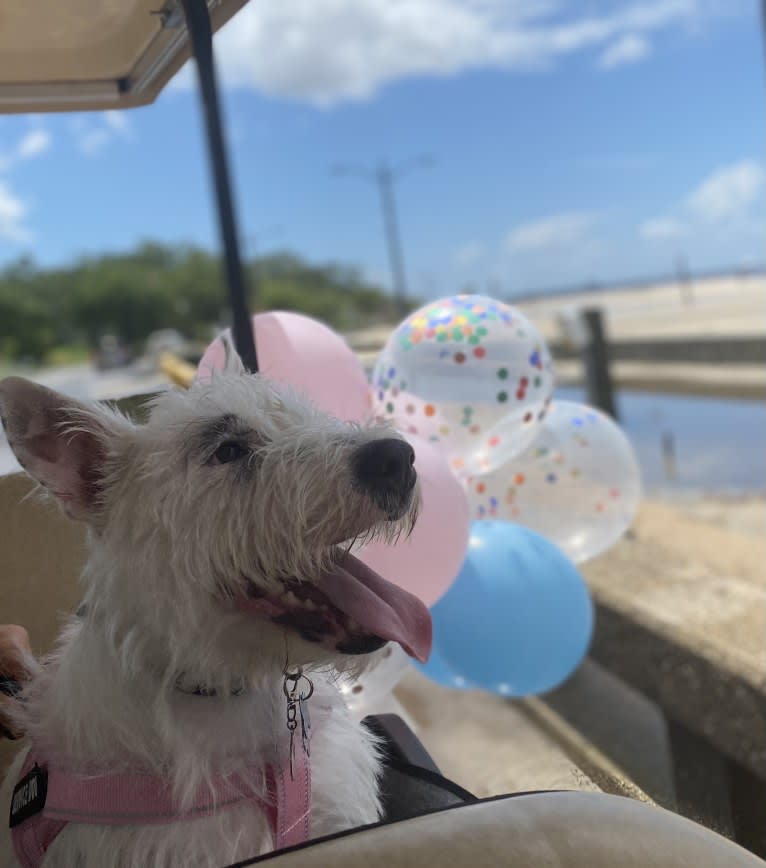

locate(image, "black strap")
[[180, 0, 259, 373]]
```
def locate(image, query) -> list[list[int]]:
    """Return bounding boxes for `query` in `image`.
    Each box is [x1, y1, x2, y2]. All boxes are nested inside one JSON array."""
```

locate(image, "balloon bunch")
[[197, 296, 641, 706]]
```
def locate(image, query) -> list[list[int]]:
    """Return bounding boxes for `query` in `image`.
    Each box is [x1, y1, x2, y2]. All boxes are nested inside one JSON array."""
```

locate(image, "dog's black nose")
[[353, 438, 416, 508]]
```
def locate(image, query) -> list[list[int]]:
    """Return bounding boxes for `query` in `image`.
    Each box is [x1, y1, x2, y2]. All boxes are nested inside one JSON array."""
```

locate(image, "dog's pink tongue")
[[320, 554, 432, 663]]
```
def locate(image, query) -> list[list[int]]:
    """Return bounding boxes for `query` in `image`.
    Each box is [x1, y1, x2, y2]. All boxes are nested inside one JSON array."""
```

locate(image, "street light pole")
[[333, 154, 433, 318], [376, 161, 410, 319]]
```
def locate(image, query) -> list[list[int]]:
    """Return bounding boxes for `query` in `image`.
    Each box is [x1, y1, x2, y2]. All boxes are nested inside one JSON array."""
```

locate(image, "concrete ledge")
[[520, 695, 655, 804]]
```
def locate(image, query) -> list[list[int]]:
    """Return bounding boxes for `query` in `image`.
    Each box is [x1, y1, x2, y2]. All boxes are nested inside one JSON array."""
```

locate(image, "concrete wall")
[[551, 337, 766, 365]]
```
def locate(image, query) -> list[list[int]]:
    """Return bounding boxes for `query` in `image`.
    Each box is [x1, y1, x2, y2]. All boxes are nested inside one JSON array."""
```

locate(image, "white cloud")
[[77, 128, 111, 156], [16, 129, 52, 160], [0, 126, 52, 172], [103, 110, 129, 134], [73, 111, 133, 156], [454, 240, 485, 266], [0, 181, 31, 243], [507, 212, 595, 252], [598, 33, 650, 69], [171, 0, 705, 106], [640, 159, 764, 245], [685, 160, 764, 222], [639, 216, 686, 239]]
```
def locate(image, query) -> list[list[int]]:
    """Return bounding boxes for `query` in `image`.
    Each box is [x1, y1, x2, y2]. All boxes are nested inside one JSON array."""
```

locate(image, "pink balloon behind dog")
[[357, 434, 469, 607], [197, 313, 468, 607], [197, 311, 371, 422]]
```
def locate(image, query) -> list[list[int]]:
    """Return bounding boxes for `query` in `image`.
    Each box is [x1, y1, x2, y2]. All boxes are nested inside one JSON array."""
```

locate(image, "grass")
[[45, 344, 91, 366]]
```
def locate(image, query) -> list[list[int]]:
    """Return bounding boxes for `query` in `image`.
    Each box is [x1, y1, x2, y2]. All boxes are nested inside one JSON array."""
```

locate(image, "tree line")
[[0, 242, 407, 363]]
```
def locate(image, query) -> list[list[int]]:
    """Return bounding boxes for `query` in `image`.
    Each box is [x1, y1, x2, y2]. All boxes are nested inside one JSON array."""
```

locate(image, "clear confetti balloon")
[[336, 644, 411, 713], [372, 295, 554, 478], [466, 401, 642, 564]]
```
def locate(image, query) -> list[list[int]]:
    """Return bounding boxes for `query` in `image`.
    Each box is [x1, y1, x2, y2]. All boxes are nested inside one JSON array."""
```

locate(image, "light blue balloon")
[[414, 645, 475, 691], [431, 521, 593, 697]]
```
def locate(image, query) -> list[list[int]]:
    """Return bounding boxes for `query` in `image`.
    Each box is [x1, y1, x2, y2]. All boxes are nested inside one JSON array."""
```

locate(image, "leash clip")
[[283, 666, 313, 780]]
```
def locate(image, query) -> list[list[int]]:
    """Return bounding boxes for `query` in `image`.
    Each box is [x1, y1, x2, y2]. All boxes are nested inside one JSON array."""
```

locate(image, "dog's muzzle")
[[352, 438, 416, 518]]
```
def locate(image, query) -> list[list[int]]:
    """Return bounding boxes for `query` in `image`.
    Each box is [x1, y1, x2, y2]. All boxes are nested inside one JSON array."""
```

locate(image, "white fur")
[[0, 355, 419, 868]]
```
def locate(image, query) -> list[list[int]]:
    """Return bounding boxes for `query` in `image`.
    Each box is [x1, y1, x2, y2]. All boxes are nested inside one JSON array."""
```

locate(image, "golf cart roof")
[[0, 0, 247, 113]]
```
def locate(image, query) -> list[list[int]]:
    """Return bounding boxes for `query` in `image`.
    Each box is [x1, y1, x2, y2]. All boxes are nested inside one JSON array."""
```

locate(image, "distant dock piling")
[[581, 307, 618, 420]]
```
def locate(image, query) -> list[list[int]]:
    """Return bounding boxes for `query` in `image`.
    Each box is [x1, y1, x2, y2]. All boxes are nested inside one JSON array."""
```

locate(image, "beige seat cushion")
[[0, 473, 85, 774], [252, 792, 765, 868]]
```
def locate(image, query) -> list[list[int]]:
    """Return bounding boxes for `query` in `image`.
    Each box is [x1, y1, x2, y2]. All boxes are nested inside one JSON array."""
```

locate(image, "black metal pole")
[[181, 0, 258, 372], [376, 162, 410, 319]]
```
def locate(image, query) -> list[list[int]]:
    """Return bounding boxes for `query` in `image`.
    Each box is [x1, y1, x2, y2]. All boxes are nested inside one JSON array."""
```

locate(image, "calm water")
[[557, 387, 766, 494]]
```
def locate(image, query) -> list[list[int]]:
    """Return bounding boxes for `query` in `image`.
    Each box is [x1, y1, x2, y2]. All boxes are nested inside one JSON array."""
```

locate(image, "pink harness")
[[10, 742, 311, 867]]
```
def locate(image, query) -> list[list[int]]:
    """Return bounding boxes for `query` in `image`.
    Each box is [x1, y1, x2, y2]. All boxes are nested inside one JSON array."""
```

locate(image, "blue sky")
[[0, 0, 763, 299]]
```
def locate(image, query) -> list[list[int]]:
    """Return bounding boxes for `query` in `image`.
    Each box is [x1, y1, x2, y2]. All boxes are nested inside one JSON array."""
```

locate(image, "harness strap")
[[11, 745, 311, 867]]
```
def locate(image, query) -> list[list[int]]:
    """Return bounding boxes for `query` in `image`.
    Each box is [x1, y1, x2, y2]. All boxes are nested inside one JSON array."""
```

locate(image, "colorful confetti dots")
[[546, 473, 557, 484], [455, 352, 466, 364], [497, 368, 508, 379], [476, 482, 486, 494], [473, 347, 486, 359], [424, 404, 436, 417], [514, 473, 525, 485], [497, 391, 508, 403], [488, 436, 500, 447]]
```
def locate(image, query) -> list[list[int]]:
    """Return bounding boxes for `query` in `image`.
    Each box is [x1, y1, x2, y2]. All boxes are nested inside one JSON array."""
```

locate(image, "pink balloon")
[[357, 434, 469, 608], [197, 312, 372, 422]]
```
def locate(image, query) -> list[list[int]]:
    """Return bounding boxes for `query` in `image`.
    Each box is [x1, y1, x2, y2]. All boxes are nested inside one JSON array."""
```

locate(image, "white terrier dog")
[[0, 340, 431, 868]]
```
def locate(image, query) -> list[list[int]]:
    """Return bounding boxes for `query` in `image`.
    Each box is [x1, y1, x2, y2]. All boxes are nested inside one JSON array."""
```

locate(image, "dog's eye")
[[212, 441, 249, 464]]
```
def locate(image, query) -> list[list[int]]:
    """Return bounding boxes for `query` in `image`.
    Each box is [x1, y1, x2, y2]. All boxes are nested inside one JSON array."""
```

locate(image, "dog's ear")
[[0, 377, 129, 522], [220, 332, 247, 376]]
